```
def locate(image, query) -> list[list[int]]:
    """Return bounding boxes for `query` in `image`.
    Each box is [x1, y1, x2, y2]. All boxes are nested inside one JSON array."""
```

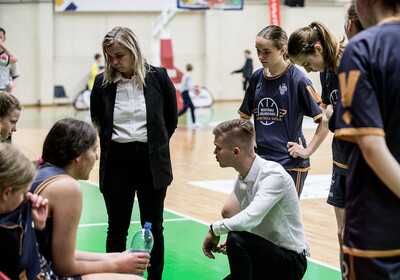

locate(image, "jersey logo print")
[[257, 97, 285, 125], [255, 82, 262, 95], [339, 70, 361, 124], [279, 83, 288, 95], [330, 89, 339, 106], [326, 72, 331, 87]]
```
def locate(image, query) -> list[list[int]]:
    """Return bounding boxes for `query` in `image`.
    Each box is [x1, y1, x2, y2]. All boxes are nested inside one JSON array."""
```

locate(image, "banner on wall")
[[269, 0, 280, 26], [54, 0, 175, 12]]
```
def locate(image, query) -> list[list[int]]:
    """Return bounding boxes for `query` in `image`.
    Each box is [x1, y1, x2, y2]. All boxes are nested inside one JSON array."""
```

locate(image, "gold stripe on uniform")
[[343, 245, 400, 258], [296, 171, 301, 193], [306, 85, 322, 103], [349, 255, 355, 280], [333, 160, 348, 169], [334, 127, 386, 143], [237, 110, 251, 119], [286, 167, 311, 172]]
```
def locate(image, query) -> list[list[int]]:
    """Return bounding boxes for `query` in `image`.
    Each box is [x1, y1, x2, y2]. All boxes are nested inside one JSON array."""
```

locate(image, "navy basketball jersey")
[[0, 200, 50, 280], [239, 63, 322, 169], [320, 68, 350, 175], [30, 164, 69, 265], [334, 18, 400, 254]]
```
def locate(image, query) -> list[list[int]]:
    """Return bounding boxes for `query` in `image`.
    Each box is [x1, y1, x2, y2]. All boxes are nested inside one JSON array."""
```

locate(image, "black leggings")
[[102, 141, 167, 280]]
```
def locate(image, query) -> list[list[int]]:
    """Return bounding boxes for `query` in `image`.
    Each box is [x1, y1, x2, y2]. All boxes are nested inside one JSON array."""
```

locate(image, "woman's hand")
[[115, 252, 151, 275], [26, 192, 49, 230], [287, 138, 310, 159]]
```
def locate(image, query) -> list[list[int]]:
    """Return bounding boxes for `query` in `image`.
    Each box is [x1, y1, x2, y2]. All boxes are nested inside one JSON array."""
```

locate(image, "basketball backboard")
[[177, 0, 243, 10]]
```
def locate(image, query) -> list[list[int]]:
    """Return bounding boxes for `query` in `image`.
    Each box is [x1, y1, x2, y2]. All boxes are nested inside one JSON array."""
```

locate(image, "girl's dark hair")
[[257, 25, 288, 59], [42, 118, 97, 168], [386, 0, 400, 13], [347, 1, 363, 32], [287, 21, 345, 73], [0, 91, 21, 118]]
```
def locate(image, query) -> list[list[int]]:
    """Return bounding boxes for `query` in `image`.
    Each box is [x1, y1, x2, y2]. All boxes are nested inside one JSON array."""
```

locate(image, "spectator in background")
[[0, 28, 17, 67], [231, 50, 253, 91], [0, 28, 19, 94], [88, 53, 104, 91], [178, 63, 200, 128]]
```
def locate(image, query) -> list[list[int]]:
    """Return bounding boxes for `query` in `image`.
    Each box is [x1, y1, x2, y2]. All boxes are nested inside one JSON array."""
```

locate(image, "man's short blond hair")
[[213, 119, 255, 154]]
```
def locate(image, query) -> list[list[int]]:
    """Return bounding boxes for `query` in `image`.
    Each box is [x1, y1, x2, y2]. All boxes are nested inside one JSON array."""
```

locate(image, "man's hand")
[[202, 228, 220, 259], [216, 239, 227, 255]]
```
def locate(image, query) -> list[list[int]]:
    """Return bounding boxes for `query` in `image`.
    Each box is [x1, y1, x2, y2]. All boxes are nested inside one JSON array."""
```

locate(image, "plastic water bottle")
[[130, 222, 154, 254]]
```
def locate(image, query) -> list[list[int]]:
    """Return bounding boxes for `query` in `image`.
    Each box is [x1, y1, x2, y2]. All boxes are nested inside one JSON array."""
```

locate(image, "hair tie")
[[38, 156, 44, 165]]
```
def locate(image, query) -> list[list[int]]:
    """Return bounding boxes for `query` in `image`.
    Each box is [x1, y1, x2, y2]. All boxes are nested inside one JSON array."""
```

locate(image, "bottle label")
[[129, 249, 151, 254]]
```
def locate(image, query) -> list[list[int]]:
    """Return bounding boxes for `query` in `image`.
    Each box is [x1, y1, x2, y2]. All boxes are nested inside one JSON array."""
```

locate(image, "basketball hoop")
[[177, 0, 243, 10], [207, 0, 225, 9]]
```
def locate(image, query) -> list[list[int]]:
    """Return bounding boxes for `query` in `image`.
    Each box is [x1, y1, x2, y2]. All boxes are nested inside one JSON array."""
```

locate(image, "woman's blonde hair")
[[0, 143, 36, 192], [102, 26, 149, 87]]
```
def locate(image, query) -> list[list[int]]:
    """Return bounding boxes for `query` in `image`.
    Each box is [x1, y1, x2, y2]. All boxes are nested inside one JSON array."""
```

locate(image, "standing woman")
[[287, 17, 362, 275], [0, 91, 21, 142], [334, 0, 400, 278], [238, 25, 327, 197], [90, 26, 178, 280]]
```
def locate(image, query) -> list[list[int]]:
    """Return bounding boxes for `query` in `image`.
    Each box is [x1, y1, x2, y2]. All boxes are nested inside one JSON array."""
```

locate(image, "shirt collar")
[[113, 72, 137, 83], [241, 154, 261, 183]]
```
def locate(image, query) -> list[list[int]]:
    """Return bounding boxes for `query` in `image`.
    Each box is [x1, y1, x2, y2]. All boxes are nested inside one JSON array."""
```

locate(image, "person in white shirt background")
[[178, 63, 200, 128]]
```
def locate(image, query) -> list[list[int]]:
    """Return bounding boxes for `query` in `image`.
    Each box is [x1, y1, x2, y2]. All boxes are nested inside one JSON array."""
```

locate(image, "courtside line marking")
[[307, 258, 341, 271], [80, 180, 340, 271], [164, 207, 341, 271], [78, 218, 190, 228]]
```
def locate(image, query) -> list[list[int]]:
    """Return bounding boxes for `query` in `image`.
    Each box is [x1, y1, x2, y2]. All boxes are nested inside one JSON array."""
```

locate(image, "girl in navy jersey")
[[287, 13, 363, 276], [30, 118, 148, 280], [334, 0, 400, 278], [0, 143, 50, 280], [237, 25, 327, 198]]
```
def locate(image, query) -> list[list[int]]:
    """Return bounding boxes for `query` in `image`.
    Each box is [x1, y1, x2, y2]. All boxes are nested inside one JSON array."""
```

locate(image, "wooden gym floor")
[[13, 101, 340, 275]]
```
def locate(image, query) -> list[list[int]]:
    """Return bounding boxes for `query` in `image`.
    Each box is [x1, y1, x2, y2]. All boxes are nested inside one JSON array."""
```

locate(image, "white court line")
[[188, 174, 332, 200], [307, 258, 341, 271], [78, 218, 190, 228]]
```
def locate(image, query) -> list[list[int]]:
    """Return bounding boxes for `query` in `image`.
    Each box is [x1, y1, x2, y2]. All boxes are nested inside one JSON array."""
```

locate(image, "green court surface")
[[77, 181, 341, 280]]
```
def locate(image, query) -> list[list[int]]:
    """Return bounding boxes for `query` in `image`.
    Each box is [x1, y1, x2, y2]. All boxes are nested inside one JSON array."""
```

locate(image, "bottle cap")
[[144, 222, 152, 229]]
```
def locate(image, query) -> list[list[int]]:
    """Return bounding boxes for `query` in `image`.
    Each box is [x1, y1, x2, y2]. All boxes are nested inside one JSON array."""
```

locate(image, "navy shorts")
[[286, 170, 308, 197], [327, 172, 346, 208], [343, 253, 400, 280]]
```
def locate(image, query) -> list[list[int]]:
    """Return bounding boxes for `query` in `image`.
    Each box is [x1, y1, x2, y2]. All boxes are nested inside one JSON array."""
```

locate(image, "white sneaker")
[[192, 122, 202, 129]]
